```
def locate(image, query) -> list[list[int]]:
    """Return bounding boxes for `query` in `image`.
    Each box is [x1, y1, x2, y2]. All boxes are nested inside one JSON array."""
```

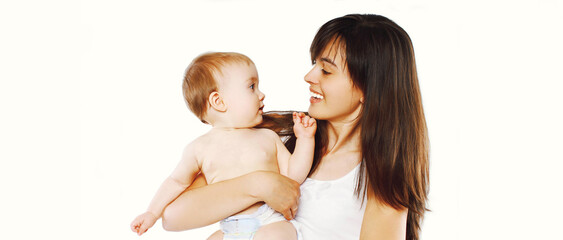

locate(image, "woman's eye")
[[321, 69, 331, 75]]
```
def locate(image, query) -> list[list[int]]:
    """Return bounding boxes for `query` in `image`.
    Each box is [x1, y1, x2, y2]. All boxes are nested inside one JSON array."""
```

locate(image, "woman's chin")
[[307, 107, 323, 120]]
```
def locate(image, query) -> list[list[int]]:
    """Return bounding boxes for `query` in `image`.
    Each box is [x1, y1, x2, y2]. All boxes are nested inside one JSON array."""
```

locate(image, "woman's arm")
[[359, 190, 408, 240], [161, 170, 300, 231]]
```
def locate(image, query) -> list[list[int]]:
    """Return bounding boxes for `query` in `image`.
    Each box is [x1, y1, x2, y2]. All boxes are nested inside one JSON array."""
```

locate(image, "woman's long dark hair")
[[259, 14, 429, 240]]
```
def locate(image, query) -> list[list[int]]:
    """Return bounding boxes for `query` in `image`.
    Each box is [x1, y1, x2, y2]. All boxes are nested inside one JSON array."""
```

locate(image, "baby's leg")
[[253, 221, 297, 240], [207, 230, 223, 240]]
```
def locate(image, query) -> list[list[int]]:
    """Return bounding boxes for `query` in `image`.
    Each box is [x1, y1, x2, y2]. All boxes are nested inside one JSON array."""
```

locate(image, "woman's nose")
[[304, 67, 317, 85]]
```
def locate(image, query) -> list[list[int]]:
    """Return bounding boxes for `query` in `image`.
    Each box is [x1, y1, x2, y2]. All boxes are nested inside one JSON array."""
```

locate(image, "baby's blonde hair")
[[182, 52, 254, 123]]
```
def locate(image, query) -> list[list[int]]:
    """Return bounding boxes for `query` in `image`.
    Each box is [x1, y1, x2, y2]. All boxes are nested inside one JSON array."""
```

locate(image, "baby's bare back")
[[196, 128, 279, 185]]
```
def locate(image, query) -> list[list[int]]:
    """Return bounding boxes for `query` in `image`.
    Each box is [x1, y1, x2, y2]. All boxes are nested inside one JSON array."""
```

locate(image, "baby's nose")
[[259, 91, 265, 100]]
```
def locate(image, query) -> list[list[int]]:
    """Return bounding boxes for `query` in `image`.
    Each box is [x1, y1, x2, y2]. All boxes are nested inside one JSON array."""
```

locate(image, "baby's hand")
[[130, 212, 158, 236], [293, 112, 317, 139]]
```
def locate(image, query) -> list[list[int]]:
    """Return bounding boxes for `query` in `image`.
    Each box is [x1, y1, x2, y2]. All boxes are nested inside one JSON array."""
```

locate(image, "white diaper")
[[220, 204, 291, 240]]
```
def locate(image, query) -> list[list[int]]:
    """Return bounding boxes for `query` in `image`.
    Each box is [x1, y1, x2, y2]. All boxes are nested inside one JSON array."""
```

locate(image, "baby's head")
[[183, 52, 265, 127]]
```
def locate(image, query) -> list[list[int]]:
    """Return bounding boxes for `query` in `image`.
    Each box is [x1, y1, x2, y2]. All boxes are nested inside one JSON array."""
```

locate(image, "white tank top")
[[291, 164, 366, 240]]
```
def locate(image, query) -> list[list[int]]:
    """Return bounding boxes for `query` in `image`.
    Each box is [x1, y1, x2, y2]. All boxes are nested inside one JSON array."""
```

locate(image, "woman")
[[162, 14, 429, 240]]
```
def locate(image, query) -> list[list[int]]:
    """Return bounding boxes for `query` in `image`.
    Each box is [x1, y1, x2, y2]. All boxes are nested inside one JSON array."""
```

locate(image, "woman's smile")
[[309, 88, 324, 103]]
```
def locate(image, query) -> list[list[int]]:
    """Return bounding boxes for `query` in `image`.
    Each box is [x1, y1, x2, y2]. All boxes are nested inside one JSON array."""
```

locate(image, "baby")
[[130, 52, 315, 240]]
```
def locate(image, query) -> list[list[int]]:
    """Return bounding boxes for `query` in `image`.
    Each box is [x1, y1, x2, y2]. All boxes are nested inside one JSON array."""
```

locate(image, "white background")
[[1, 0, 562, 239]]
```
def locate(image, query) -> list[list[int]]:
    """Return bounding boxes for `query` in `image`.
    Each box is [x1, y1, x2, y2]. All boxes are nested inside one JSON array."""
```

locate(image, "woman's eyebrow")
[[320, 57, 337, 68]]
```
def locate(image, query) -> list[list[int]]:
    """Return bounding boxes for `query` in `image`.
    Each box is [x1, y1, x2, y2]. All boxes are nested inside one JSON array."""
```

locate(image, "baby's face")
[[217, 62, 265, 128]]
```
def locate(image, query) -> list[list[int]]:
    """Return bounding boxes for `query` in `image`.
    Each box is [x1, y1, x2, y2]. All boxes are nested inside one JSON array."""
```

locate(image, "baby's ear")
[[208, 91, 227, 112]]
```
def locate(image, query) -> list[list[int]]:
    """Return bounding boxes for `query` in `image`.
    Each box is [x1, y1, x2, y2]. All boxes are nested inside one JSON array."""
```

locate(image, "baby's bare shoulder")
[[254, 128, 279, 139], [185, 132, 216, 152]]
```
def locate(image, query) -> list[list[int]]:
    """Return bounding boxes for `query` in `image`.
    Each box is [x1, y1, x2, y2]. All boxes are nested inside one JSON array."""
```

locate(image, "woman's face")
[[305, 46, 363, 123]]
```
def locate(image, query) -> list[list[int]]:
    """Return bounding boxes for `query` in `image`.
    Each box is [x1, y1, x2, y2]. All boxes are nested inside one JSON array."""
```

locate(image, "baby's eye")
[[250, 83, 255, 90]]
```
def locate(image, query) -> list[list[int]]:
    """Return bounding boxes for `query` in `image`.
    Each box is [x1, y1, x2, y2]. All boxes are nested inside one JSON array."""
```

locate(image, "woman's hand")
[[251, 171, 301, 220]]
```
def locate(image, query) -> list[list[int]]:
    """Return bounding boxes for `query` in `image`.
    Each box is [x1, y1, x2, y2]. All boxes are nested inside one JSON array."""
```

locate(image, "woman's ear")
[[354, 86, 365, 104], [209, 91, 227, 112]]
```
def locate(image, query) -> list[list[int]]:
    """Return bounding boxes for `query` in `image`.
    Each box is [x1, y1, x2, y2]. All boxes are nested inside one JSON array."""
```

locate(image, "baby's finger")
[[301, 112, 309, 126], [130, 218, 142, 232], [138, 225, 147, 236], [292, 112, 301, 124], [302, 116, 311, 127], [308, 117, 316, 127]]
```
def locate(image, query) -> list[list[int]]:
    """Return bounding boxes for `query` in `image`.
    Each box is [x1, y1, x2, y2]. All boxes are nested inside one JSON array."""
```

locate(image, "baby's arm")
[[130, 143, 201, 235], [276, 112, 316, 184]]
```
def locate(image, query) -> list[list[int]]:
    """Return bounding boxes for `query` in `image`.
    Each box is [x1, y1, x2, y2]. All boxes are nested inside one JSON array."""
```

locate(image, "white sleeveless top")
[[291, 164, 366, 240]]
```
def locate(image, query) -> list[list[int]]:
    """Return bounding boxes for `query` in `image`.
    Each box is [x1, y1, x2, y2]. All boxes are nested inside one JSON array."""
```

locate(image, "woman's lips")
[[310, 97, 322, 104], [309, 89, 324, 103]]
